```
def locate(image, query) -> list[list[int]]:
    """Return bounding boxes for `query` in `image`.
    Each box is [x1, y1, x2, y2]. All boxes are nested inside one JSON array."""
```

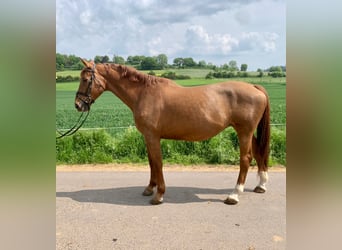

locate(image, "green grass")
[[56, 127, 286, 165]]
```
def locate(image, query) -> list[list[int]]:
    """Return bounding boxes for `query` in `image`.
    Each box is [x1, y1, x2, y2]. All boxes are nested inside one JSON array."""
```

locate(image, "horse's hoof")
[[224, 197, 239, 205], [150, 193, 163, 205], [150, 198, 163, 205], [253, 186, 266, 193], [142, 188, 154, 196]]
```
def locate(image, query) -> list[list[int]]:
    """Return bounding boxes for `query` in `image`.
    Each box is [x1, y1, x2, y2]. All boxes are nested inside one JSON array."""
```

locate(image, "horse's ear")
[[80, 58, 91, 68]]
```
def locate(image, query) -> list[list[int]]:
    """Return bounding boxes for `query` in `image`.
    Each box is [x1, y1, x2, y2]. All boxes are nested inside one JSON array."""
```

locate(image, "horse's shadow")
[[56, 186, 254, 206]]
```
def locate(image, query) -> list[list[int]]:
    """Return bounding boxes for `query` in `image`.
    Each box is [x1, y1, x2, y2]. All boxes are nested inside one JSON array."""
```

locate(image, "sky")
[[56, 0, 285, 71]]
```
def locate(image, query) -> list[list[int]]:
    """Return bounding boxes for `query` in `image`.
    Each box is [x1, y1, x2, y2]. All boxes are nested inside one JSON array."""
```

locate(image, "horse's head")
[[75, 59, 106, 112]]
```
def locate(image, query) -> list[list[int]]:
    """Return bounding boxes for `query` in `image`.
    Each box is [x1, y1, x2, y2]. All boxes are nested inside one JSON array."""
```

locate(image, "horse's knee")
[[242, 153, 253, 165]]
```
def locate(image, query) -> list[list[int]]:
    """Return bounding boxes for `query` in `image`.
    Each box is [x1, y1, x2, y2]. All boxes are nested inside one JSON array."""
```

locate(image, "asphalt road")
[[56, 169, 286, 250]]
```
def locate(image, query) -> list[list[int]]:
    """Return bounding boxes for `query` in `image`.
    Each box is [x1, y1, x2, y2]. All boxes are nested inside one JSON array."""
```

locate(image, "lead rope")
[[56, 110, 90, 139], [57, 63, 95, 139]]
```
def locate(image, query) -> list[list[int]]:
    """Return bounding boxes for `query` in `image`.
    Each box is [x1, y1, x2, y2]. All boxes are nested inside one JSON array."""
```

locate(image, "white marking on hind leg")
[[256, 171, 268, 191]]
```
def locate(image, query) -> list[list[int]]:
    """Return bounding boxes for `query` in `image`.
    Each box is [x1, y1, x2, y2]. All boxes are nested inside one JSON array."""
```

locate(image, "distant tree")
[[56, 53, 83, 70], [94, 55, 103, 64], [140, 57, 158, 70], [101, 55, 110, 63], [240, 63, 248, 72], [66, 55, 80, 67], [173, 57, 184, 68], [183, 57, 196, 67], [198, 60, 207, 68], [268, 66, 285, 77], [113, 55, 125, 64], [228, 60, 238, 71], [257, 68, 264, 77], [156, 54, 168, 69], [207, 63, 216, 70], [222, 63, 229, 70], [268, 66, 282, 72], [56, 53, 66, 71], [75, 61, 84, 70], [126, 56, 134, 65], [126, 55, 145, 67]]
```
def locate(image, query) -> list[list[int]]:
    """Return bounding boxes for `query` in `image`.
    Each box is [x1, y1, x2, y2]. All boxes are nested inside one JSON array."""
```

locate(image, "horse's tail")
[[254, 85, 271, 168]]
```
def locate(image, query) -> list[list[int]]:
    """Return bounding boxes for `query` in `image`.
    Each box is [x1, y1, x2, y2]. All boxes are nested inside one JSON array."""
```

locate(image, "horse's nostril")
[[75, 103, 79, 109]]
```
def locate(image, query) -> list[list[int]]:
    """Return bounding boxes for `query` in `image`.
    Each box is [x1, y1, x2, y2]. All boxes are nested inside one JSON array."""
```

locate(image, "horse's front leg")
[[142, 134, 165, 205]]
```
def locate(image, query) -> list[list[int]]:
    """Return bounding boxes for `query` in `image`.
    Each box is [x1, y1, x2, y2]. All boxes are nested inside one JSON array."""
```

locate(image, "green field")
[[56, 77, 286, 133]]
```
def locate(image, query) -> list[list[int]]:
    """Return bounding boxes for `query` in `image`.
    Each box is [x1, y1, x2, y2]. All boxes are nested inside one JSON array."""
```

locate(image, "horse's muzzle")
[[75, 100, 90, 112]]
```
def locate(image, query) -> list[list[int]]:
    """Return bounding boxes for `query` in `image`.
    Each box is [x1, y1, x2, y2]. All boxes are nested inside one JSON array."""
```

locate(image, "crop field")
[[56, 70, 286, 165], [56, 78, 286, 134], [56, 77, 286, 134]]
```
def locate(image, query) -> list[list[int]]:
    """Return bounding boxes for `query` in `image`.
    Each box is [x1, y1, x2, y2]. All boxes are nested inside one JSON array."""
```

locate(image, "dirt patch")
[[56, 163, 286, 172]]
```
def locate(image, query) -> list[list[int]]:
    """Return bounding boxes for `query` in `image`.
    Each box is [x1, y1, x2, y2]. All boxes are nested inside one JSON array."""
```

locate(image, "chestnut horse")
[[75, 59, 270, 205]]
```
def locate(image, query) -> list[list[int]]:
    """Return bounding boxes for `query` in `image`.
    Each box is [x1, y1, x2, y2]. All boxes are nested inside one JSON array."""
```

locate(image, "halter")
[[56, 63, 96, 139]]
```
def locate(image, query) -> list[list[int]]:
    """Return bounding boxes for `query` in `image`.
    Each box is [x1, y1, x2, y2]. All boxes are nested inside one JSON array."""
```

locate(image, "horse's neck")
[[106, 77, 141, 111]]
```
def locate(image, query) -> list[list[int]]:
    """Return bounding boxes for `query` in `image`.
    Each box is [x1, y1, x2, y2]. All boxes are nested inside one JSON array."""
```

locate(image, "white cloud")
[[185, 25, 239, 55], [79, 10, 92, 26], [56, 0, 285, 70], [184, 25, 279, 57], [240, 32, 279, 52]]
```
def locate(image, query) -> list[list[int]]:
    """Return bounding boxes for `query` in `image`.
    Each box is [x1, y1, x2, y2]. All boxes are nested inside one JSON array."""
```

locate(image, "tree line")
[[56, 53, 254, 71], [56, 53, 285, 77]]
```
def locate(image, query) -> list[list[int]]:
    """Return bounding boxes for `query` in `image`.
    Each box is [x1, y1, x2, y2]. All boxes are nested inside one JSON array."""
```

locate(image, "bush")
[[205, 72, 214, 79], [161, 71, 191, 80], [206, 70, 236, 79], [112, 127, 147, 162], [56, 127, 286, 166], [56, 75, 80, 83], [269, 71, 286, 78], [56, 130, 114, 164], [269, 128, 286, 165]]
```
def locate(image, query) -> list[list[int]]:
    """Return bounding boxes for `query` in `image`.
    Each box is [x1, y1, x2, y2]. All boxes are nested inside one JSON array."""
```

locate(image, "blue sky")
[[56, 0, 285, 70]]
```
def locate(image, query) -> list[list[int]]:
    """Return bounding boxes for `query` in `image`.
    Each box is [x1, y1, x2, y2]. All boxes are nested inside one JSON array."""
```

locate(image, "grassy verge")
[[56, 127, 286, 166]]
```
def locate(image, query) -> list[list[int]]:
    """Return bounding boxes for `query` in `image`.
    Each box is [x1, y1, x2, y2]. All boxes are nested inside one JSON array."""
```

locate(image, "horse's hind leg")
[[225, 130, 253, 205], [143, 134, 165, 205], [252, 136, 268, 193]]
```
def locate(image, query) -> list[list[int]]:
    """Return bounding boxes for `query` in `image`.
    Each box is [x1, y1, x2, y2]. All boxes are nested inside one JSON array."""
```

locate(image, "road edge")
[[56, 163, 286, 172]]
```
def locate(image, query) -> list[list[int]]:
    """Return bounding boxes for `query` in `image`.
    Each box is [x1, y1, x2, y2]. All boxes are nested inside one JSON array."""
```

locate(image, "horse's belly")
[[160, 121, 226, 141]]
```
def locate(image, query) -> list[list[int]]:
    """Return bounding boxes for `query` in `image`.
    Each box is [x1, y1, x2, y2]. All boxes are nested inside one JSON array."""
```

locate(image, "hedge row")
[[56, 75, 80, 83], [56, 127, 286, 166], [206, 71, 250, 79]]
